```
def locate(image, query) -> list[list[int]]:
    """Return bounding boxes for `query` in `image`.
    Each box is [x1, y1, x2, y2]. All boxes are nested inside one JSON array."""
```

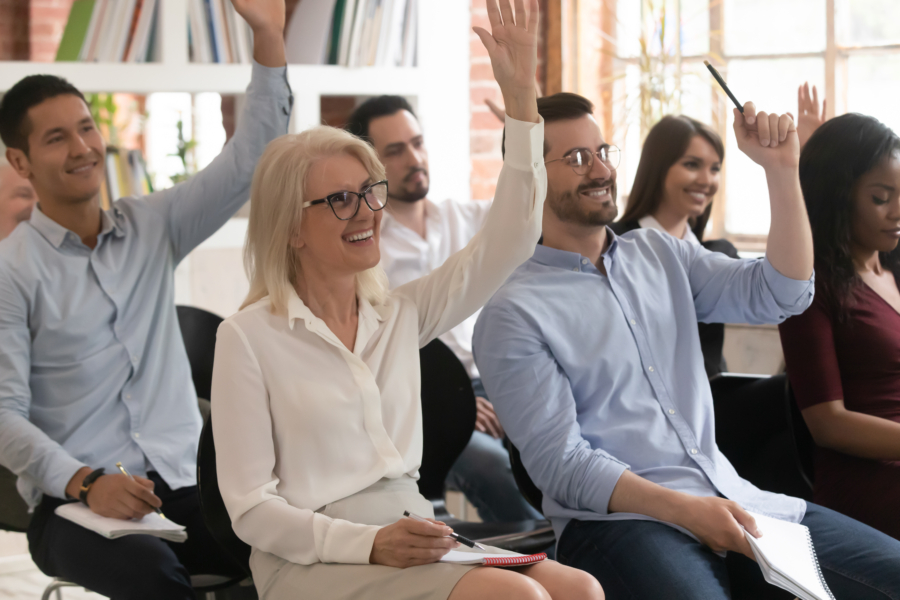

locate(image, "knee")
[[124, 562, 193, 600], [509, 577, 553, 600], [570, 570, 605, 600]]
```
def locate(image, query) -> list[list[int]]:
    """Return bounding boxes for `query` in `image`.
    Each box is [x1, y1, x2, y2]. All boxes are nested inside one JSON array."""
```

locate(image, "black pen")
[[403, 511, 486, 550], [116, 462, 166, 519], [704, 60, 744, 113]]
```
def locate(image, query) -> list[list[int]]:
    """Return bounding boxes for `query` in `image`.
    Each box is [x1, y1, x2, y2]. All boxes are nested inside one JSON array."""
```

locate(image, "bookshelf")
[[0, 0, 471, 317]]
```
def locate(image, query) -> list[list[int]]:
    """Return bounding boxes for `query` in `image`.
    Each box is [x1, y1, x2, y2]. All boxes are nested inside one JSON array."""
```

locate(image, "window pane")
[[724, 0, 825, 56], [612, 0, 708, 59], [681, 0, 710, 56], [836, 0, 900, 46], [724, 58, 825, 235], [847, 54, 900, 135]]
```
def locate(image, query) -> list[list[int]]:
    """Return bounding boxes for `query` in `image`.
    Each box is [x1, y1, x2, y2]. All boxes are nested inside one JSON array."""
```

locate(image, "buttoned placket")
[[600, 250, 717, 478]]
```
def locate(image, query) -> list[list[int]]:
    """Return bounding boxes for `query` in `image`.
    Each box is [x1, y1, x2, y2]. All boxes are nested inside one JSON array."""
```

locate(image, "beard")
[[548, 177, 618, 226], [389, 167, 429, 204]]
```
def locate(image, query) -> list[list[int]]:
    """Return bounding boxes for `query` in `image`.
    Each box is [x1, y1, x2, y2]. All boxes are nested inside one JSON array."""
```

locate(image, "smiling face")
[[659, 135, 721, 221], [7, 94, 105, 208], [544, 114, 618, 227], [367, 109, 429, 204], [850, 151, 900, 255], [293, 153, 383, 279]]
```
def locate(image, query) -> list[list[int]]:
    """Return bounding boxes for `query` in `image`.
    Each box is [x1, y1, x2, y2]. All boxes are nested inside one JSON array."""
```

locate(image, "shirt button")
[[131, 356, 138, 364], [668, 409, 676, 415], [533, 161, 539, 168], [134, 433, 141, 438], [125, 394, 131, 400], [572, 267, 579, 272], [648, 366, 654, 372], [581, 258, 589, 265], [691, 448, 698, 455], [630, 319, 636, 325]]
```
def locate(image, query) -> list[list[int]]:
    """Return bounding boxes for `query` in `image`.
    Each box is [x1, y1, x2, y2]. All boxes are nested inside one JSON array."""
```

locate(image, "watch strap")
[[78, 467, 105, 506]]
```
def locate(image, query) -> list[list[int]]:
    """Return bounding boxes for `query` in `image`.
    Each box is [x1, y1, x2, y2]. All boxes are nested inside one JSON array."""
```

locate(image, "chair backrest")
[[176, 305, 224, 402], [710, 372, 812, 500], [785, 380, 815, 490], [506, 442, 544, 515], [417, 339, 477, 502], [0, 465, 30, 532], [196, 416, 252, 578]]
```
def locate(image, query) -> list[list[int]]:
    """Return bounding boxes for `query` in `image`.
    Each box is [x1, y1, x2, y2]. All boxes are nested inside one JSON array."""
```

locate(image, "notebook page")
[[55, 502, 186, 537], [440, 550, 523, 564], [745, 512, 834, 600]]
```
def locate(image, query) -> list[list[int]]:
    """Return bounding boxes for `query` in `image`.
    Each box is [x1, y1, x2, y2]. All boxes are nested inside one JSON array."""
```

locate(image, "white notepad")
[[744, 512, 834, 600], [55, 502, 187, 543], [440, 550, 547, 567]]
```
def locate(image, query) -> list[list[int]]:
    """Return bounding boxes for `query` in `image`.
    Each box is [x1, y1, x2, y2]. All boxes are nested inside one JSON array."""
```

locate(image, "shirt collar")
[[29, 204, 126, 249], [532, 227, 619, 269], [638, 214, 700, 246], [286, 285, 387, 331]]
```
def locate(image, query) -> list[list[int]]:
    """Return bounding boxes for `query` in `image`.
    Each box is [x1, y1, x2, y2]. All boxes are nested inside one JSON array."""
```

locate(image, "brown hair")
[[619, 115, 724, 240], [502, 92, 594, 158]]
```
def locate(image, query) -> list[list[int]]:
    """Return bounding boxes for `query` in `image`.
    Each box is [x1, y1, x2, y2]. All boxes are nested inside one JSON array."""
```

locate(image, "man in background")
[[0, 159, 36, 239], [345, 96, 542, 523]]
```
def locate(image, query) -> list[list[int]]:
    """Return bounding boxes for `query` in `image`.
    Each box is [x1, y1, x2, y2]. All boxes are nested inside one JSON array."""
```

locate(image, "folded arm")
[[394, 117, 545, 347], [0, 269, 86, 501], [211, 321, 380, 565]]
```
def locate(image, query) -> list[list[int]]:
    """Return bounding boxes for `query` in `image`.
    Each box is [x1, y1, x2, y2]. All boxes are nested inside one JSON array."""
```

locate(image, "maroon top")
[[779, 277, 900, 540]]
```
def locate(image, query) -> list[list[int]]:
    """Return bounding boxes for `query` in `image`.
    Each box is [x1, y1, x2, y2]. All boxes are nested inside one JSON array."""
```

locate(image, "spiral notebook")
[[55, 502, 187, 543], [744, 512, 834, 600], [440, 550, 547, 567]]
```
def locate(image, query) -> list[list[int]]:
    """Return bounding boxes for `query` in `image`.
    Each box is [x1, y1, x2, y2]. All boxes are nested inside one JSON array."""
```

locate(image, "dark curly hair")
[[799, 113, 900, 318]]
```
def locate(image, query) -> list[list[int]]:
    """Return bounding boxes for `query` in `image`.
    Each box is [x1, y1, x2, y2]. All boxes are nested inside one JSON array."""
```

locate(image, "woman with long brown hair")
[[612, 116, 737, 376]]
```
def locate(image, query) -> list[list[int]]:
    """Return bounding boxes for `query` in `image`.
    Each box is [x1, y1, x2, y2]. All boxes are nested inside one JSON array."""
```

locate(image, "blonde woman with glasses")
[[209, 1, 602, 599]]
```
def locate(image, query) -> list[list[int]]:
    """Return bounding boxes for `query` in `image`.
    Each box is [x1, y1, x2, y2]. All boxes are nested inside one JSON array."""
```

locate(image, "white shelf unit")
[[0, 0, 472, 317]]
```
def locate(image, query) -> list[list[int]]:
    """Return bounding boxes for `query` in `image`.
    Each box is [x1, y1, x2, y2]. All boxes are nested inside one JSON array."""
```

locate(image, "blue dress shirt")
[[473, 228, 815, 541], [0, 61, 292, 508]]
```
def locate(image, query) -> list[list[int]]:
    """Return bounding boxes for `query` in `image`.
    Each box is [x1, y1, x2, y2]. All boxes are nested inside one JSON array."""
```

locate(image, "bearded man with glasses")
[[342, 96, 544, 525]]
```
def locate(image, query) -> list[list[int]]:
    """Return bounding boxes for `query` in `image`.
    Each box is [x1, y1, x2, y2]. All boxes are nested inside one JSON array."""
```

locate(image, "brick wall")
[[469, 1, 546, 202], [0, 0, 30, 60], [30, 0, 74, 61]]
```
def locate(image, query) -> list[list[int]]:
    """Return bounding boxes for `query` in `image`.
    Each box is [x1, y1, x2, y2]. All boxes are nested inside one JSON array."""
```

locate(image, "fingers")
[[730, 504, 761, 538], [133, 475, 155, 491], [514, 0, 527, 26], [126, 479, 163, 509], [485, 0, 502, 28], [527, 0, 540, 33], [742, 101, 756, 125], [472, 27, 497, 54], [777, 113, 795, 142], [821, 98, 827, 120], [403, 516, 451, 538], [498, 0, 515, 25], [811, 84, 819, 110]]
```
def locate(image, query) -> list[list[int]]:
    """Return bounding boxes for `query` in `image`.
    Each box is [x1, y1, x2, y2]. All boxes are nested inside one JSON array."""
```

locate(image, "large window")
[[562, 0, 900, 249]]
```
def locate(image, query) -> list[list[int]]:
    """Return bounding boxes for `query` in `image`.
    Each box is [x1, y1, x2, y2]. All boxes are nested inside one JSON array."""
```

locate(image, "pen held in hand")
[[116, 462, 166, 519], [403, 510, 486, 550], [704, 60, 744, 113]]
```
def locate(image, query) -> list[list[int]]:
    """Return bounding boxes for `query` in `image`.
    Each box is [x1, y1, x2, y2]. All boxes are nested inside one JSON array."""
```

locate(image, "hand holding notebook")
[[55, 502, 187, 543]]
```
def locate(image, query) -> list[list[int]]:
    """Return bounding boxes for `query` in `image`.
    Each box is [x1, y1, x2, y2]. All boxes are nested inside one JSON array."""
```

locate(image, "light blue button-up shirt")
[[0, 61, 292, 508], [473, 228, 814, 541]]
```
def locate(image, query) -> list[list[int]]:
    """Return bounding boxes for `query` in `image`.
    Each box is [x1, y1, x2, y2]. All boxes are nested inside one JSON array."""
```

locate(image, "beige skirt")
[[249, 476, 510, 600]]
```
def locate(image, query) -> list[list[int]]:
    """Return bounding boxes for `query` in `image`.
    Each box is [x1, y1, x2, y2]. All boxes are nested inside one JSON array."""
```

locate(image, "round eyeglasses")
[[545, 146, 621, 175], [302, 180, 389, 220]]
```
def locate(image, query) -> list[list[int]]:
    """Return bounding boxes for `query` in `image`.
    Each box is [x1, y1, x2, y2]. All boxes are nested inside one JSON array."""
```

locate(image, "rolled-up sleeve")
[[474, 304, 629, 515], [394, 116, 546, 347]]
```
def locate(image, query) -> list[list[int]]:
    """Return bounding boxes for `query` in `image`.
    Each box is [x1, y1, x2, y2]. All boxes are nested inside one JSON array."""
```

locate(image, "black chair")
[[418, 339, 555, 554], [785, 380, 815, 491], [506, 442, 543, 515], [710, 372, 812, 501], [177, 305, 225, 406]]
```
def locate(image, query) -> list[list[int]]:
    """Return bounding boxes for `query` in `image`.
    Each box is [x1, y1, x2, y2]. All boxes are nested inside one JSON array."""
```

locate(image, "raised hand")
[[231, 0, 286, 67], [797, 82, 827, 148], [473, 0, 540, 123], [733, 102, 799, 171]]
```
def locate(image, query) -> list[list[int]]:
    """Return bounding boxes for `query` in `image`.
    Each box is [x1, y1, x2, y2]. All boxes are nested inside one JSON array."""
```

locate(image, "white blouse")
[[210, 116, 545, 567]]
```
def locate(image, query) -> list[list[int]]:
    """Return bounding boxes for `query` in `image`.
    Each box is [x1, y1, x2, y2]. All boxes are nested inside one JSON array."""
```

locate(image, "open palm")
[[473, 0, 539, 95], [231, 0, 285, 35]]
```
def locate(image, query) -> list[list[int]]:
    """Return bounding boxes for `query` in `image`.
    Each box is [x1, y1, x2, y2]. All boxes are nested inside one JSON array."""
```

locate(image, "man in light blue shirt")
[[474, 93, 900, 599], [0, 1, 291, 597]]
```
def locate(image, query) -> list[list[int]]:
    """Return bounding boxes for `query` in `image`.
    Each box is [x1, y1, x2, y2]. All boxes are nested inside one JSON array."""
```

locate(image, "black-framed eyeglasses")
[[545, 146, 621, 175], [302, 180, 389, 221]]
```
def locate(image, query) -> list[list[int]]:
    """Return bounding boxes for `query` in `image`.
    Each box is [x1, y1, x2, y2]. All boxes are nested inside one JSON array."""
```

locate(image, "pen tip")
[[703, 59, 710, 66], [115, 462, 122, 467], [476, 543, 486, 550]]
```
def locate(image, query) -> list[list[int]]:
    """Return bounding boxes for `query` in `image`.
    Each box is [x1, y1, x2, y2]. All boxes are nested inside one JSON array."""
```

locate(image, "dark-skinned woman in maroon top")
[[779, 106, 900, 541]]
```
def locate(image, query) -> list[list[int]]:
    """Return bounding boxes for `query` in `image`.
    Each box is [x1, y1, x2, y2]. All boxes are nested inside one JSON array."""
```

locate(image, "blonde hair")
[[242, 126, 389, 313]]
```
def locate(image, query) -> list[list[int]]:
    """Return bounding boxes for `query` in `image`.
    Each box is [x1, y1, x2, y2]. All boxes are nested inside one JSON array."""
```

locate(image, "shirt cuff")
[[314, 513, 383, 564], [249, 60, 293, 116], [47, 455, 90, 501], [503, 116, 544, 173], [762, 257, 816, 315]]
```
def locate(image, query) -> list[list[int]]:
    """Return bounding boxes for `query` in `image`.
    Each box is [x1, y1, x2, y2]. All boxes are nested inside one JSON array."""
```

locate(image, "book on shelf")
[[101, 147, 154, 210], [188, 0, 253, 64], [285, 0, 418, 66], [56, 0, 160, 63]]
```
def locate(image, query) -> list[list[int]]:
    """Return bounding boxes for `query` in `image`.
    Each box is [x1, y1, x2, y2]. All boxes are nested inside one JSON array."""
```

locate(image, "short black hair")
[[344, 95, 417, 145], [502, 92, 595, 158], [0, 74, 87, 154]]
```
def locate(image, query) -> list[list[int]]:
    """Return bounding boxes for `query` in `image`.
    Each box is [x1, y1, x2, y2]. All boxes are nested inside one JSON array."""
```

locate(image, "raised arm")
[[395, 0, 545, 345], [145, 0, 291, 263], [733, 101, 813, 282]]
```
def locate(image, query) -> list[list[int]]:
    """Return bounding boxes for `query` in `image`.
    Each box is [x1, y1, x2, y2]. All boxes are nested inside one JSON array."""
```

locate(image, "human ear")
[[5, 148, 32, 180]]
